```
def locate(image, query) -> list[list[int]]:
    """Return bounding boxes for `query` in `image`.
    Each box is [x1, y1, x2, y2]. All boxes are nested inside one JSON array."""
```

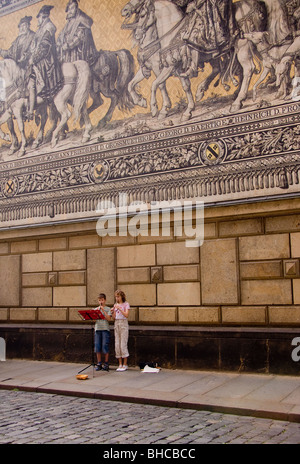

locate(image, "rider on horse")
[[27, 5, 64, 120]]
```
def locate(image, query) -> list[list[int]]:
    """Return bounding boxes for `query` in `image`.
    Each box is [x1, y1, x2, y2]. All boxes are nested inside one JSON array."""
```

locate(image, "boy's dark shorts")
[[94, 330, 110, 354]]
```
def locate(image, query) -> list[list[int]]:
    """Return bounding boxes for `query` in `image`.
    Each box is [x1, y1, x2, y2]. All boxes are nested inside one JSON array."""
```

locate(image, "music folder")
[[78, 309, 105, 320]]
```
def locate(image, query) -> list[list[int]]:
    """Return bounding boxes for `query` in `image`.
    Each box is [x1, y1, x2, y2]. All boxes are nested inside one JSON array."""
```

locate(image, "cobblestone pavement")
[[0, 390, 300, 445]]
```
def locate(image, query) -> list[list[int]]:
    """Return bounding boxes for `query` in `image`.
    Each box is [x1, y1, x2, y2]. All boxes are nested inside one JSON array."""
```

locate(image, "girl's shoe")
[[95, 363, 102, 371], [116, 365, 128, 371]]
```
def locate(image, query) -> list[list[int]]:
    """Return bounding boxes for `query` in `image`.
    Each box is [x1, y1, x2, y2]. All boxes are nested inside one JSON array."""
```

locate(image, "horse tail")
[[72, 61, 91, 122], [115, 49, 135, 111]]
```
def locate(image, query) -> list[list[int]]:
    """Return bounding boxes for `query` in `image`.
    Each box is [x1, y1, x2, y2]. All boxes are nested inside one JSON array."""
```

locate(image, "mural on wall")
[[0, 0, 300, 226]]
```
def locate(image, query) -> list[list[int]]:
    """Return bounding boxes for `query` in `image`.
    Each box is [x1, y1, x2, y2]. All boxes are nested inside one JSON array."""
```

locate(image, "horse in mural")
[[121, 0, 255, 118], [122, 0, 299, 116], [190, 0, 299, 111], [0, 59, 52, 156], [122, 0, 197, 121], [86, 48, 135, 128], [0, 58, 92, 155]]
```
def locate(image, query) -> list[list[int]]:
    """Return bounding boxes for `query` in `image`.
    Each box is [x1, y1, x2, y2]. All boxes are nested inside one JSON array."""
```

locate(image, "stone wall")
[[1, 197, 300, 328]]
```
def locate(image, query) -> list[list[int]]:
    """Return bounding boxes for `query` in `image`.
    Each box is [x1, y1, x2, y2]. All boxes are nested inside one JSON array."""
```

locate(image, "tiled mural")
[[0, 0, 299, 226]]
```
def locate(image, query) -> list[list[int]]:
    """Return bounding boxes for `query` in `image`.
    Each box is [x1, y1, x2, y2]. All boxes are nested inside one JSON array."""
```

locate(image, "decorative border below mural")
[[0, 101, 300, 227], [0, 0, 42, 17]]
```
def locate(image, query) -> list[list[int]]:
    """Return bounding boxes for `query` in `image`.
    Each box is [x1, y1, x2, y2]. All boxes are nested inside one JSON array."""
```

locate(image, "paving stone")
[[1, 390, 300, 444]]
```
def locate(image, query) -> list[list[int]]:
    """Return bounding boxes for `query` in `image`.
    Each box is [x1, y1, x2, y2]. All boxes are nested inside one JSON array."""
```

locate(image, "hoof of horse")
[[82, 135, 91, 143], [230, 102, 242, 113], [275, 92, 285, 100], [138, 97, 147, 108], [151, 106, 159, 118], [51, 138, 58, 149], [181, 111, 192, 122], [158, 111, 168, 121], [195, 89, 204, 102], [9, 145, 19, 155], [18, 147, 26, 157], [97, 119, 108, 130], [32, 139, 42, 149]]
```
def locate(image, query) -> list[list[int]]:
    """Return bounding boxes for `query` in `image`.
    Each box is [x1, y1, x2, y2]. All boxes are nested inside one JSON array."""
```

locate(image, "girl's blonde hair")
[[115, 289, 126, 302]]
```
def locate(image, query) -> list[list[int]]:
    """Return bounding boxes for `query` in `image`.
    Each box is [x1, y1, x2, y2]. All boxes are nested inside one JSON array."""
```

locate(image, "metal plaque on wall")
[[0, 0, 299, 227]]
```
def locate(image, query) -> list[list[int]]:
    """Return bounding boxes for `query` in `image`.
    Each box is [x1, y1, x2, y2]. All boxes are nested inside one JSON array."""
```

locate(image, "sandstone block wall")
[[0, 198, 300, 327]]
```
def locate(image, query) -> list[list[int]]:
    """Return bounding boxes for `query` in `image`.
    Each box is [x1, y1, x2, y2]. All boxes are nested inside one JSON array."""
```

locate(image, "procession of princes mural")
[[0, 0, 299, 160]]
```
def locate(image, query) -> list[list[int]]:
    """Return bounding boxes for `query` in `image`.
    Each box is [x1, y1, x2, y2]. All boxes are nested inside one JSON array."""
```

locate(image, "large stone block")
[[204, 222, 217, 239], [178, 306, 219, 324], [38, 307, 68, 322], [292, 279, 300, 304], [39, 237, 67, 251], [120, 284, 156, 306], [0, 255, 21, 306], [239, 234, 290, 261], [22, 287, 52, 307], [53, 286, 86, 307], [22, 252, 52, 273], [11, 240, 37, 253], [22, 273, 48, 287], [163, 265, 199, 282], [0, 308, 8, 320], [269, 306, 300, 324], [201, 238, 238, 304], [240, 261, 282, 279], [241, 280, 292, 305], [10, 308, 37, 321], [222, 306, 266, 324], [69, 307, 87, 322], [117, 267, 150, 284], [102, 235, 135, 247], [219, 218, 263, 237], [87, 248, 116, 306], [0, 243, 9, 255], [69, 234, 100, 249], [53, 250, 86, 271], [117, 244, 155, 268], [139, 307, 176, 323], [157, 283, 200, 306], [265, 214, 300, 233], [58, 271, 86, 286], [291, 233, 300, 258], [157, 242, 199, 265]]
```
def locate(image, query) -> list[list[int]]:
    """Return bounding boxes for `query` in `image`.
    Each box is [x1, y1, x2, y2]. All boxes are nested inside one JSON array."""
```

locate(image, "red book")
[[78, 309, 105, 320]]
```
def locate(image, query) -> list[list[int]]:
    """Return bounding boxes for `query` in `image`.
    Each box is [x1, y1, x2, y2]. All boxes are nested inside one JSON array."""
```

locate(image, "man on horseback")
[[57, 0, 98, 66], [27, 5, 64, 120], [0, 15, 35, 70], [182, 0, 237, 55], [57, 0, 108, 117]]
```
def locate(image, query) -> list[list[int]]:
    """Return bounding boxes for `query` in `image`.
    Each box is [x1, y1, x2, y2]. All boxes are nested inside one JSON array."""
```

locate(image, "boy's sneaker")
[[102, 363, 109, 372], [95, 363, 102, 371]]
